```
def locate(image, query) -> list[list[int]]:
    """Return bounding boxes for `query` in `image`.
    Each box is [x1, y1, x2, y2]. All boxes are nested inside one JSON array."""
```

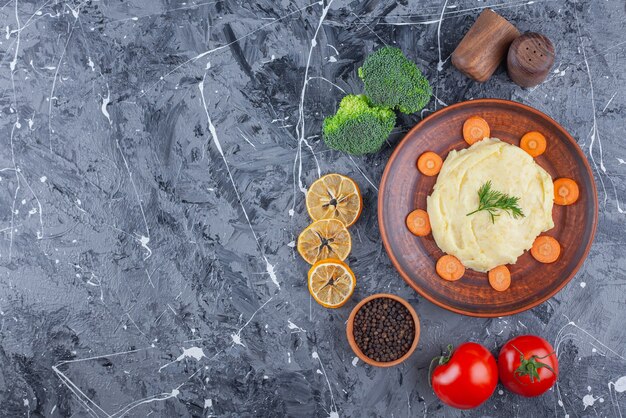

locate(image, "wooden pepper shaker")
[[451, 9, 520, 82], [507, 32, 555, 87]]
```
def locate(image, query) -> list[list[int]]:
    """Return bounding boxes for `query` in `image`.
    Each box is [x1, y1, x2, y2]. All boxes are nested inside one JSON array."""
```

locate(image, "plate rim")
[[378, 98, 599, 317]]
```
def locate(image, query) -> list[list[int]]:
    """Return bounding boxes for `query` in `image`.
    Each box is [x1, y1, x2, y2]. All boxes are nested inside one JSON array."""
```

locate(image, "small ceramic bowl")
[[346, 293, 420, 367]]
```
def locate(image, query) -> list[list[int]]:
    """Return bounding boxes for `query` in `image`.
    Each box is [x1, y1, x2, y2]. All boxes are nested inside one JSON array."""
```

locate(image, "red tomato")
[[498, 335, 558, 397], [430, 342, 498, 409]]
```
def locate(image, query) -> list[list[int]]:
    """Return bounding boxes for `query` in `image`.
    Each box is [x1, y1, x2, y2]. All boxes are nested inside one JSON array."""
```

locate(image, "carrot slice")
[[463, 116, 490, 145], [553, 178, 579, 205], [488, 265, 511, 291], [417, 152, 443, 176], [531, 236, 561, 263], [406, 209, 431, 236], [436, 255, 465, 281], [520, 131, 547, 157]]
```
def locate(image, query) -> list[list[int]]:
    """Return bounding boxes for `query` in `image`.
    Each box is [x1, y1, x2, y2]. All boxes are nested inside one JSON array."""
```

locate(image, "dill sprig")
[[466, 181, 525, 223]]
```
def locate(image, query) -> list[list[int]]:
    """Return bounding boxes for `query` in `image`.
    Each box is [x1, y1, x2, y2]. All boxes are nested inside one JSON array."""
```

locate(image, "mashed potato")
[[427, 138, 554, 272]]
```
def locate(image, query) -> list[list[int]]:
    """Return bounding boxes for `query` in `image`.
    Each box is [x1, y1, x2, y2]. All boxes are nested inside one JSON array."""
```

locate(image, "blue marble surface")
[[0, 0, 625, 417]]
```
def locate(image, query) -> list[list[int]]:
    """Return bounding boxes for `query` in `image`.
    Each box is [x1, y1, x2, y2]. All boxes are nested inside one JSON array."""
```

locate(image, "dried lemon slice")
[[297, 219, 351, 265], [306, 174, 363, 227], [308, 259, 356, 308]]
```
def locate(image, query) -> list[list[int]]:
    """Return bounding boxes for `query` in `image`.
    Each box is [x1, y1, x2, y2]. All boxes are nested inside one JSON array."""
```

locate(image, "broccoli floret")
[[358, 46, 432, 114], [323, 94, 395, 155]]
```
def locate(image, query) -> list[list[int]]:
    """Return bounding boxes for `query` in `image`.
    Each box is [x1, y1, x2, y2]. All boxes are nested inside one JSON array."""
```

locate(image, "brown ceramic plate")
[[378, 99, 598, 317]]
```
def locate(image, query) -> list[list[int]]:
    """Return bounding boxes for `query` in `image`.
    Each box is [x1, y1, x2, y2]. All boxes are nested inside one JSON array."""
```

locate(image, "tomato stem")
[[428, 344, 454, 387], [511, 344, 556, 384]]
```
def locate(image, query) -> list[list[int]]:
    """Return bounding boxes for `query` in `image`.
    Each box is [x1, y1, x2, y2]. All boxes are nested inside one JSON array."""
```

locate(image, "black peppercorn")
[[353, 298, 415, 362]]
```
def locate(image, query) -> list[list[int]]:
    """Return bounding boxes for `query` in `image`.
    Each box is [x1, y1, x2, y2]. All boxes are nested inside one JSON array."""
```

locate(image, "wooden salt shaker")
[[451, 9, 520, 82], [507, 32, 555, 87]]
